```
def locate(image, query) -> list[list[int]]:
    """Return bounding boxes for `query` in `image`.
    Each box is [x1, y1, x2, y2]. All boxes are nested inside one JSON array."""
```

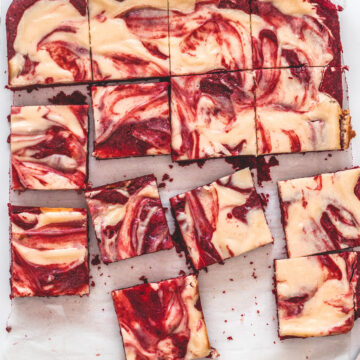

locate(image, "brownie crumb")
[[139, 275, 148, 284], [178, 159, 207, 168], [225, 155, 279, 186], [91, 255, 101, 266], [259, 193, 270, 207], [48, 90, 87, 105]]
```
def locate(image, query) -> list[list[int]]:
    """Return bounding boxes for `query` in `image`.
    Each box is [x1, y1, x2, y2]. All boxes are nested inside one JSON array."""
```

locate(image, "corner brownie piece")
[[89, 0, 169, 81], [251, 0, 342, 68], [170, 168, 273, 270], [6, 0, 92, 87], [275, 252, 359, 339], [85, 175, 172, 263], [278, 168, 360, 258], [169, 0, 252, 76], [10, 205, 89, 297], [112, 275, 212, 360], [255, 66, 351, 155], [11, 105, 88, 190], [92, 82, 171, 159], [171, 71, 257, 161]]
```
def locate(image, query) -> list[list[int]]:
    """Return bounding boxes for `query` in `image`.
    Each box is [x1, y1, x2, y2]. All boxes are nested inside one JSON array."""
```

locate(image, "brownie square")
[[89, 0, 170, 81], [169, 0, 252, 76], [171, 71, 257, 161], [112, 275, 211, 360], [11, 105, 88, 190], [354, 253, 360, 319], [92, 82, 171, 159], [275, 252, 358, 339], [6, 0, 92, 87], [251, 0, 342, 68], [10, 205, 89, 297], [255, 66, 351, 155], [278, 168, 360, 258], [85, 174, 172, 263], [170, 168, 273, 270]]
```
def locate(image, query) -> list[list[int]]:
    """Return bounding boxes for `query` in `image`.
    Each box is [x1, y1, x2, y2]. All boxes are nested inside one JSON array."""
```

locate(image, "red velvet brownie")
[[354, 255, 360, 319], [170, 168, 273, 270], [10, 205, 89, 298], [11, 105, 88, 190], [112, 275, 212, 360], [251, 0, 343, 68], [255, 66, 351, 155], [6, 0, 91, 87], [275, 252, 360, 339], [168, 0, 252, 76], [85, 175, 172, 264], [171, 71, 257, 161], [278, 168, 360, 259], [89, 0, 169, 81], [91, 82, 171, 159]]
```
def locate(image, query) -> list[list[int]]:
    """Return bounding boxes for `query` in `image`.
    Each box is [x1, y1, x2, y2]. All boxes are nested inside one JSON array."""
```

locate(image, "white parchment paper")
[[3, 82, 359, 360], [2, 0, 360, 358]]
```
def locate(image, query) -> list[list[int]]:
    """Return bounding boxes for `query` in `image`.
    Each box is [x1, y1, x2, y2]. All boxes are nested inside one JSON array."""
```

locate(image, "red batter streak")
[[112, 276, 205, 359], [10, 205, 89, 297], [86, 175, 172, 263], [92, 82, 171, 158]]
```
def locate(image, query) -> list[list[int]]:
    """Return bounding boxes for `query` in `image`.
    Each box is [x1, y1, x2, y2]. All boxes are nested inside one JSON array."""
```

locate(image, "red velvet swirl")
[[112, 275, 210, 359], [92, 82, 171, 158], [10, 206, 89, 298], [86, 175, 172, 263]]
